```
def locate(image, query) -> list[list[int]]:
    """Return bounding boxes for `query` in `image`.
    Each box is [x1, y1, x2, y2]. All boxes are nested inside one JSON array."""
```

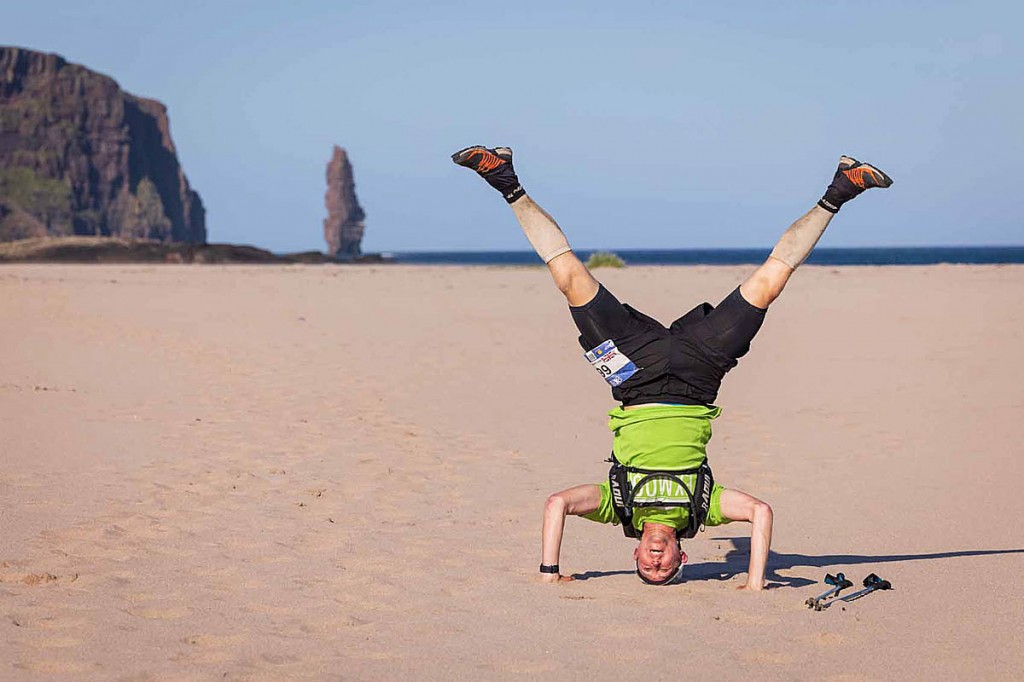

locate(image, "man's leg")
[[452, 146, 599, 306], [510, 195, 599, 306], [738, 207, 831, 309], [739, 156, 893, 309]]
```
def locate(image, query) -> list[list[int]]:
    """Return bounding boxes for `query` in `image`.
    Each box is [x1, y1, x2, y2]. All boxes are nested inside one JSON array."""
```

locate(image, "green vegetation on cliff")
[[0, 167, 73, 238], [107, 178, 172, 240]]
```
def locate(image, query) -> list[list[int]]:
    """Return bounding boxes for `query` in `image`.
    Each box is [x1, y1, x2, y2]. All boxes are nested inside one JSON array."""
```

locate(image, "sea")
[[390, 246, 1024, 266]]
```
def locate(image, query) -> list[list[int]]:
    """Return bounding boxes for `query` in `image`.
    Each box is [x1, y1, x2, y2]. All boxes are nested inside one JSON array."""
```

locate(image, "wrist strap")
[[817, 198, 840, 214], [539, 564, 560, 574]]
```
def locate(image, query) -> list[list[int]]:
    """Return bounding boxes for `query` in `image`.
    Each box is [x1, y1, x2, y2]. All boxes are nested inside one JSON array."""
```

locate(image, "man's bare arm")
[[539, 484, 602, 583], [718, 488, 774, 591]]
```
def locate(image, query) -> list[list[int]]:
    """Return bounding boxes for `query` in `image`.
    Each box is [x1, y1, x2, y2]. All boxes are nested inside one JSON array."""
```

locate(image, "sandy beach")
[[2, 263, 1022, 680]]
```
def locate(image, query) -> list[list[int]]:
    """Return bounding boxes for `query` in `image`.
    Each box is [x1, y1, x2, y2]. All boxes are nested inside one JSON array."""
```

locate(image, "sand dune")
[[2, 264, 1022, 679]]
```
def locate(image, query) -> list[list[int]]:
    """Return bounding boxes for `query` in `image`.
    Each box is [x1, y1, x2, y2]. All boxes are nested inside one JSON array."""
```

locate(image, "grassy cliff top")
[[0, 236, 353, 264]]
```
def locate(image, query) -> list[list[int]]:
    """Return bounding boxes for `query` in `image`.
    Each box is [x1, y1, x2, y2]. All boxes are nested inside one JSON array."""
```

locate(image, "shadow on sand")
[[569, 540, 1024, 588], [571, 569, 635, 581], [684, 538, 1024, 588]]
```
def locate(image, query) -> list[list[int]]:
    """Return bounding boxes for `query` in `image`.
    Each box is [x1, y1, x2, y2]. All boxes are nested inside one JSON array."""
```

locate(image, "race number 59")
[[585, 340, 639, 387]]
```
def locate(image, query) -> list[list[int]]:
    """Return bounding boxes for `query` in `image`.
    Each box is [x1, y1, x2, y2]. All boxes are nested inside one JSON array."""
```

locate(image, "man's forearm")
[[746, 503, 774, 589], [538, 484, 601, 583], [541, 495, 568, 568]]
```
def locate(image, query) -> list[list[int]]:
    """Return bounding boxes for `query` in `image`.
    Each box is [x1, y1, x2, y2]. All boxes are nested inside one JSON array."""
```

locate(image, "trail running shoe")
[[818, 156, 893, 213], [451, 145, 525, 203]]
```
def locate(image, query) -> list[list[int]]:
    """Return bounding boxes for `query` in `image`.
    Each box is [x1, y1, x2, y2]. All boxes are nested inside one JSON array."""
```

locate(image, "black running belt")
[[607, 454, 714, 540]]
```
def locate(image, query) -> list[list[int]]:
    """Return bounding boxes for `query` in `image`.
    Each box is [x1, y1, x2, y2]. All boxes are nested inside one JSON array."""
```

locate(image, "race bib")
[[585, 340, 638, 387]]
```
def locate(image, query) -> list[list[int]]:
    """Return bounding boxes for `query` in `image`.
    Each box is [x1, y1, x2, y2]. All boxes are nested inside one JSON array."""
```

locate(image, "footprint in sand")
[[713, 611, 779, 626], [33, 636, 82, 649], [23, 613, 93, 631], [181, 633, 245, 647], [805, 631, 844, 646], [741, 649, 795, 665], [1, 572, 58, 585], [14, 659, 88, 675], [261, 652, 301, 665], [126, 604, 192, 620], [0, 568, 78, 586]]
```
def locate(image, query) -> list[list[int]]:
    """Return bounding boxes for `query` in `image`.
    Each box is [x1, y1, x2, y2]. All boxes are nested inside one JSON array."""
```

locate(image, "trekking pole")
[[805, 572, 853, 610], [833, 573, 892, 605]]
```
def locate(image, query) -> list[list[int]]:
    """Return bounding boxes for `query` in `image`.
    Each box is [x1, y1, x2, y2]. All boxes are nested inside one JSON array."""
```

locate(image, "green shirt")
[[583, 404, 732, 532]]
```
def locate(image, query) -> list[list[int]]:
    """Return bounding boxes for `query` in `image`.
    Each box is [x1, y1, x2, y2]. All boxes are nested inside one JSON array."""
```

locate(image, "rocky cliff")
[[0, 46, 205, 243], [323, 146, 365, 258]]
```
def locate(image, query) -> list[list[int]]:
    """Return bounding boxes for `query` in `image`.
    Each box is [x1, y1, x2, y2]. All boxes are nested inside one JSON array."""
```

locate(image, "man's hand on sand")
[[538, 573, 576, 584], [736, 581, 766, 591]]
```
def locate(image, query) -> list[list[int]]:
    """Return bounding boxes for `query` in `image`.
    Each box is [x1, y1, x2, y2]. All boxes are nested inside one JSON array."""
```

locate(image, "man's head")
[[634, 522, 687, 585]]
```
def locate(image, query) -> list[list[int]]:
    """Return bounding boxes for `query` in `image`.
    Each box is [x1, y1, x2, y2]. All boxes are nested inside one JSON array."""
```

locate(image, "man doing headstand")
[[452, 146, 893, 589]]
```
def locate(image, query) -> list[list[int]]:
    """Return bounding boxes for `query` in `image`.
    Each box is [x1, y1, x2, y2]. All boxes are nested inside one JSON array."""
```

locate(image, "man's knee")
[[551, 258, 599, 306], [545, 494, 567, 514], [753, 500, 773, 521], [740, 259, 793, 309], [555, 269, 584, 296]]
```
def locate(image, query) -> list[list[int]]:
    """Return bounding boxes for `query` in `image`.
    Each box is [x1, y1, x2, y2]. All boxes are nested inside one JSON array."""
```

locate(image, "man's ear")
[[633, 543, 640, 560]]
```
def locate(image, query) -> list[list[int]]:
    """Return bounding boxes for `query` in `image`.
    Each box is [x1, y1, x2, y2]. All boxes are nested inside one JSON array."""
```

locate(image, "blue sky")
[[4, 1, 1022, 252]]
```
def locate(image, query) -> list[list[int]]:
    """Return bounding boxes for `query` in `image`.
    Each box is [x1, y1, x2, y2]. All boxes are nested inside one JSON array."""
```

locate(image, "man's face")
[[634, 526, 687, 584]]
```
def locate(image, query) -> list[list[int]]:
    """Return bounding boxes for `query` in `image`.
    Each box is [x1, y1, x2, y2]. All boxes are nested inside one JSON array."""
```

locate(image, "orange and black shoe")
[[818, 156, 894, 213], [451, 145, 525, 203]]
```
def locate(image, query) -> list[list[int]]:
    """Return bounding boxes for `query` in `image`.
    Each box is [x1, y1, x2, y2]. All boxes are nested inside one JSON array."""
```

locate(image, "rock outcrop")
[[0, 46, 205, 243], [0, 236, 342, 264], [322, 146, 365, 258]]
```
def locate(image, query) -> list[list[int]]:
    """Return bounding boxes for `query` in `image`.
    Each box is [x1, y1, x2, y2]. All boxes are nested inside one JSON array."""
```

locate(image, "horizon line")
[[380, 244, 1024, 254]]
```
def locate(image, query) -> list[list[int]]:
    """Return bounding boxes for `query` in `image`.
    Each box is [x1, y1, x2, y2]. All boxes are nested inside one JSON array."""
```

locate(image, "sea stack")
[[322, 145, 365, 259], [0, 46, 206, 243]]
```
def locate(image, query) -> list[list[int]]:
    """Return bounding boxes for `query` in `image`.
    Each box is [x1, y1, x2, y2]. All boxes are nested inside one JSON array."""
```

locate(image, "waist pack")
[[606, 454, 714, 540]]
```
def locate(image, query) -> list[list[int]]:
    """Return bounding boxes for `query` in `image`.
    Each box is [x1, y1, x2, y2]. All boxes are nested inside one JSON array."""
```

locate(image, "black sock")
[[817, 174, 864, 213], [481, 164, 525, 203]]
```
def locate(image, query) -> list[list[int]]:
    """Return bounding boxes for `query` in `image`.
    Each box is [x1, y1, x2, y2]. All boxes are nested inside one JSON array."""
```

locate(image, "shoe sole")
[[451, 145, 486, 165], [841, 156, 894, 189]]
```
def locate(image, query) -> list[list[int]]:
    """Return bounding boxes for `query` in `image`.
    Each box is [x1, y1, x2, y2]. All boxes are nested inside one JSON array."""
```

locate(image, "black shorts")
[[569, 285, 767, 406]]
